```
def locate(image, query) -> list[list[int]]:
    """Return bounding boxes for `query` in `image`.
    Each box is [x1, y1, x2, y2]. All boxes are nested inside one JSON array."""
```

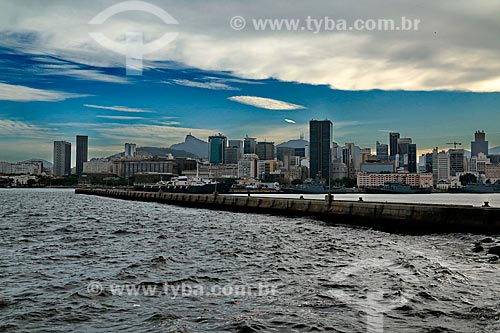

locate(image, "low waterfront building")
[[83, 158, 113, 174], [485, 164, 500, 181], [209, 164, 239, 178], [357, 172, 434, 188], [113, 158, 176, 178], [360, 161, 395, 173]]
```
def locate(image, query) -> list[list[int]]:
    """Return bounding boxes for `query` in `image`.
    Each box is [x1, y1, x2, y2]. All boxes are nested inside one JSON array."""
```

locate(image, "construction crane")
[[446, 142, 462, 149]]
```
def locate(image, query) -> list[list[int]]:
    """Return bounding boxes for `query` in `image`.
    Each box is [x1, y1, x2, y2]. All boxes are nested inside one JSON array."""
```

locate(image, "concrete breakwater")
[[75, 188, 500, 234]]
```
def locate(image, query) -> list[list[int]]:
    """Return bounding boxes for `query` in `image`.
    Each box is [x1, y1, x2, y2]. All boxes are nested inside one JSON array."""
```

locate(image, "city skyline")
[[1, 1, 500, 163]]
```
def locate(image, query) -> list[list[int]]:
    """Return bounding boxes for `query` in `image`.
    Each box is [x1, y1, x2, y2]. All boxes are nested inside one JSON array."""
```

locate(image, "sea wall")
[[75, 188, 500, 234]]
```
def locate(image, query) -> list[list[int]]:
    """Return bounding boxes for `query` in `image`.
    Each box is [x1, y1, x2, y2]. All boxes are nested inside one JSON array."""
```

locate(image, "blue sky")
[[1, 0, 499, 163]]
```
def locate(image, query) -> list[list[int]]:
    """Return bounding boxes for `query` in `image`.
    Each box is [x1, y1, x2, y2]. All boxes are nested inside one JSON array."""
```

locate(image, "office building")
[[309, 120, 333, 180], [432, 148, 450, 182], [343, 143, 356, 178], [471, 130, 489, 157], [376, 141, 389, 160], [255, 141, 275, 160], [243, 136, 256, 154], [53, 141, 71, 176], [389, 132, 400, 157], [112, 158, 175, 178], [208, 134, 227, 164], [470, 153, 490, 174], [448, 149, 465, 176], [277, 146, 295, 162], [408, 143, 417, 173], [76, 135, 88, 176], [125, 143, 137, 158], [228, 140, 243, 155], [83, 158, 113, 174], [238, 154, 259, 179], [224, 147, 240, 164], [257, 160, 277, 180]]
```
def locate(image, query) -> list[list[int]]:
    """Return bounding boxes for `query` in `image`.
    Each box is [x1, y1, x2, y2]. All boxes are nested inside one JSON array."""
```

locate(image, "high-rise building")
[[424, 152, 434, 173], [343, 143, 356, 178], [125, 143, 137, 158], [53, 141, 71, 176], [243, 135, 256, 154], [449, 149, 465, 176], [397, 138, 412, 155], [389, 132, 400, 157], [208, 134, 227, 164], [309, 120, 333, 180], [376, 141, 389, 160], [277, 146, 295, 162], [471, 130, 488, 157], [76, 135, 88, 176], [255, 142, 275, 160], [224, 147, 240, 164], [432, 148, 450, 182], [228, 140, 243, 156], [408, 143, 417, 173]]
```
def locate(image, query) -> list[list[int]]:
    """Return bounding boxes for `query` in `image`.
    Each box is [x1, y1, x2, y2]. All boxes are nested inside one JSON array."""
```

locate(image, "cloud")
[[96, 115, 144, 120], [0, 82, 86, 102], [171, 79, 239, 90], [0, 1, 499, 92], [284, 118, 296, 123], [228, 96, 306, 110], [51, 69, 128, 84], [0, 119, 48, 134], [98, 124, 216, 146], [85, 104, 153, 113]]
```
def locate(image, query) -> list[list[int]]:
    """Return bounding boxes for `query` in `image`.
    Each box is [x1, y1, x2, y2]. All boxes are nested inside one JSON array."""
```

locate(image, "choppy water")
[[1, 189, 500, 332]]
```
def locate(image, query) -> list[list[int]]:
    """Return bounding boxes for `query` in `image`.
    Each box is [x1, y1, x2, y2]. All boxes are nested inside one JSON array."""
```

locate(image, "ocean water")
[[1, 188, 500, 332]]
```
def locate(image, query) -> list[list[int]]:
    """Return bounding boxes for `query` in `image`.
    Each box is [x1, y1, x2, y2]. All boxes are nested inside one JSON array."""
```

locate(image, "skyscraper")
[[432, 148, 450, 182], [76, 135, 88, 176], [471, 130, 488, 157], [376, 141, 389, 160], [228, 140, 243, 156], [449, 149, 465, 176], [309, 119, 333, 180], [243, 136, 256, 154], [208, 134, 227, 164], [408, 143, 417, 173], [255, 142, 275, 160], [53, 141, 71, 176], [389, 132, 400, 157], [125, 143, 137, 158]]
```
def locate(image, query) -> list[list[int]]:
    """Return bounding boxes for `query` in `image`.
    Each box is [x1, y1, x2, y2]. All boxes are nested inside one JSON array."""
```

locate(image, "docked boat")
[[282, 181, 347, 194], [365, 182, 433, 194], [135, 176, 232, 194], [449, 181, 500, 194]]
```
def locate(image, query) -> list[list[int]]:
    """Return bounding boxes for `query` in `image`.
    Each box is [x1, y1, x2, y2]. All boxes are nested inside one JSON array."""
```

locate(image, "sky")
[[0, 0, 500, 163]]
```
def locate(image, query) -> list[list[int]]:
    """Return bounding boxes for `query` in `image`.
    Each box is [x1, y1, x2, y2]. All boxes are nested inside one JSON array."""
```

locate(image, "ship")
[[135, 176, 232, 194], [449, 181, 500, 194], [282, 181, 347, 194], [365, 182, 433, 194]]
